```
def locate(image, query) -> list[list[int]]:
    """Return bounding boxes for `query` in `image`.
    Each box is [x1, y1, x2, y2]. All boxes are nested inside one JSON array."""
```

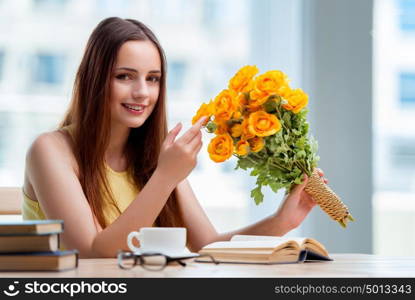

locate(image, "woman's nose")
[[131, 78, 149, 100]]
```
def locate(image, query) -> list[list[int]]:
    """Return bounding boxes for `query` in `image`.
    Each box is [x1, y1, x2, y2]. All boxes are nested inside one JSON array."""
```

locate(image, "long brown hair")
[[60, 17, 184, 229]]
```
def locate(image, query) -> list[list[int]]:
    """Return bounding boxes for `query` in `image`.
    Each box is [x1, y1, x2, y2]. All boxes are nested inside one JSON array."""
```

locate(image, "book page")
[[231, 235, 307, 245], [303, 238, 330, 257], [229, 235, 330, 258], [202, 237, 301, 251]]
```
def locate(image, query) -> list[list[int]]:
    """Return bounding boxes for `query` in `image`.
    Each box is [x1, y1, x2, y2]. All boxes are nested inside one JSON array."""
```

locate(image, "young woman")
[[22, 17, 327, 258]]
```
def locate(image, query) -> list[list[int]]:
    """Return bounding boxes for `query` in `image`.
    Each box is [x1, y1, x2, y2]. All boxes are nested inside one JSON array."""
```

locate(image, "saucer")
[[133, 248, 199, 259]]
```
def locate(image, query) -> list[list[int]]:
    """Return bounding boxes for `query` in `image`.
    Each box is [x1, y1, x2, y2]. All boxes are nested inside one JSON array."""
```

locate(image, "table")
[[1, 254, 414, 277]]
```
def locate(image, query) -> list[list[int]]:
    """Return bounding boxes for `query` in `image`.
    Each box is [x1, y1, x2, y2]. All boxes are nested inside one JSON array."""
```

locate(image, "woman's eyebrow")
[[115, 67, 138, 73], [115, 67, 161, 74]]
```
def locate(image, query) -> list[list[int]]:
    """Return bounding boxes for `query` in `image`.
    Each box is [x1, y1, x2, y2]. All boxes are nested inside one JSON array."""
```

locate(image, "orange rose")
[[249, 70, 289, 107], [192, 102, 213, 125], [241, 118, 255, 140], [233, 111, 242, 119], [254, 70, 289, 95], [282, 88, 308, 113], [235, 140, 250, 156], [208, 134, 234, 163], [228, 65, 258, 93], [230, 123, 243, 138], [246, 103, 263, 113], [214, 120, 229, 135], [248, 89, 269, 107], [248, 111, 281, 137], [248, 137, 265, 152], [212, 89, 237, 121], [236, 92, 248, 107]]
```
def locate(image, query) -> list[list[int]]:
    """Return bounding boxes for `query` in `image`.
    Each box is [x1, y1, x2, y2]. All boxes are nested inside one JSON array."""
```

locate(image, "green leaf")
[[251, 186, 264, 205], [268, 181, 284, 193], [282, 112, 292, 128], [235, 157, 255, 170], [294, 176, 303, 185]]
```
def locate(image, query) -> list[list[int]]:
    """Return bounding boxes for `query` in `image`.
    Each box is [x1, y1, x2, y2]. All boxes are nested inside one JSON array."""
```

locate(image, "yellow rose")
[[192, 102, 213, 125], [249, 71, 290, 108], [213, 89, 237, 121], [254, 70, 289, 95], [236, 92, 248, 107], [235, 140, 250, 156], [214, 120, 229, 135], [208, 134, 234, 163], [248, 89, 269, 107], [248, 111, 281, 137], [246, 103, 263, 113], [241, 118, 255, 140], [228, 65, 258, 93], [282, 88, 308, 113], [233, 111, 242, 120], [230, 123, 243, 138], [248, 137, 265, 152]]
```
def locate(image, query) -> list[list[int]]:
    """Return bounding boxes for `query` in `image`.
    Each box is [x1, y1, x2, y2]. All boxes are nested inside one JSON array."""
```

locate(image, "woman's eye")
[[147, 76, 160, 83], [116, 74, 131, 80]]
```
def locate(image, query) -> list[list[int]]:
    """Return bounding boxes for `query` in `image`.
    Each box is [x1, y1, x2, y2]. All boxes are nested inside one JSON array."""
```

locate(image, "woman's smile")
[[122, 103, 146, 115]]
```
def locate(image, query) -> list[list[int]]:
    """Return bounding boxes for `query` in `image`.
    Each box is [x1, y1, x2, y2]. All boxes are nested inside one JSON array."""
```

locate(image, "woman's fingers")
[[316, 168, 328, 184], [290, 174, 309, 196], [187, 131, 202, 152], [194, 139, 203, 155], [164, 123, 182, 147], [177, 117, 206, 144]]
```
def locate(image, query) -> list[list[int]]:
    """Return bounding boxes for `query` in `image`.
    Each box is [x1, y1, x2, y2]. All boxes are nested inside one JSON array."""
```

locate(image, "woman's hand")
[[156, 116, 207, 186], [273, 168, 327, 234]]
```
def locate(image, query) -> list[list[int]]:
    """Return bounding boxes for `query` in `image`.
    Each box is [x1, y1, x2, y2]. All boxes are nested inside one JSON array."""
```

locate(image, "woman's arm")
[[177, 171, 326, 252], [175, 180, 288, 251], [27, 118, 206, 258]]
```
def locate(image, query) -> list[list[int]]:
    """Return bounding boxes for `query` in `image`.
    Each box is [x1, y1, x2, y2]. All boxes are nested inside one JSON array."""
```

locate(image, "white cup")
[[127, 227, 187, 255]]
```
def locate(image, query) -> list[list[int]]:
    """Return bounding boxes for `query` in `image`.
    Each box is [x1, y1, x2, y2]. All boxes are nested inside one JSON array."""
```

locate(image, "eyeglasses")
[[117, 250, 219, 271]]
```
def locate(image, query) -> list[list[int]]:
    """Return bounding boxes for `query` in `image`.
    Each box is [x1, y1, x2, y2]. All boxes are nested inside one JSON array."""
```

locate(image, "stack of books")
[[0, 220, 78, 271]]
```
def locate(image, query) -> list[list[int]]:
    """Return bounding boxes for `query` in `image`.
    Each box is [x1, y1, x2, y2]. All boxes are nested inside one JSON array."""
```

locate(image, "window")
[[32, 53, 65, 85], [33, 0, 68, 10], [391, 138, 415, 170], [151, 0, 195, 23], [398, 0, 415, 32], [0, 50, 4, 81], [167, 61, 186, 90], [399, 72, 415, 106], [95, 0, 133, 17], [374, 0, 415, 256], [202, 0, 247, 29]]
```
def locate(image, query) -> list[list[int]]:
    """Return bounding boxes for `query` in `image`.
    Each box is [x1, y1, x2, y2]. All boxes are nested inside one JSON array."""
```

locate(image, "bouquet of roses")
[[192, 66, 354, 227]]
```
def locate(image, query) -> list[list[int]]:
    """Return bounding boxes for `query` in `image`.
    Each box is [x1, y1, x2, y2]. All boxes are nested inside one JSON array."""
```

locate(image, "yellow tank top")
[[22, 163, 139, 226], [22, 125, 140, 226]]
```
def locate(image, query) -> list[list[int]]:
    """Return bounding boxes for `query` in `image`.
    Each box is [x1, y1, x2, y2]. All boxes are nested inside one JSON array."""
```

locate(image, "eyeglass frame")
[[117, 250, 219, 271]]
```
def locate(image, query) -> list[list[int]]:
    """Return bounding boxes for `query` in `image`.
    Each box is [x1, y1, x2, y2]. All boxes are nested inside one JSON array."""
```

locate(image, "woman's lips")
[[122, 103, 145, 115]]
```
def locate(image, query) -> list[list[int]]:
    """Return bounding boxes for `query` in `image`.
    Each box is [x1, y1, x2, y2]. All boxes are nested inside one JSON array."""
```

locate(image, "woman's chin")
[[127, 118, 147, 128], [113, 118, 146, 129]]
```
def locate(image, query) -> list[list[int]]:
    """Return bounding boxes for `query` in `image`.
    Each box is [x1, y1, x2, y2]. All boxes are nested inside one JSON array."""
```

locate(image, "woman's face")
[[110, 40, 162, 129]]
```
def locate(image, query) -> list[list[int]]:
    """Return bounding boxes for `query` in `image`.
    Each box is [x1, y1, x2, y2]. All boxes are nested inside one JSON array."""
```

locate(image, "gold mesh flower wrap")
[[305, 169, 354, 227]]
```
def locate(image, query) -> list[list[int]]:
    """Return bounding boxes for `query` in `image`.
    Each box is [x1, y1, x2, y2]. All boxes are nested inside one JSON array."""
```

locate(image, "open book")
[[196, 235, 332, 264]]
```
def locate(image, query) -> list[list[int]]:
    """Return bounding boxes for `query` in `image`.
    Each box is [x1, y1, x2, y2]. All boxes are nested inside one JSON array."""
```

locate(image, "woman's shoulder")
[[26, 129, 79, 175]]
